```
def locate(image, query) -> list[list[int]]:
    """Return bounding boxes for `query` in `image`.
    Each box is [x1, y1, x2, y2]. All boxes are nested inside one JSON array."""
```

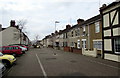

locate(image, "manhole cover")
[[45, 58, 56, 60], [70, 60, 77, 63]]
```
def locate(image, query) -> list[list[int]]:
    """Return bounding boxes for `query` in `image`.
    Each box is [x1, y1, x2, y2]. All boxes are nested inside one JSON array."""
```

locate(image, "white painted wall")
[[104, 29, 111, 37], [82, 48, 97, 57], [104, 39, 112, 51], [105, 53, 120, 62], [0, 27, 20, 46], [113, 27, 120, 36]]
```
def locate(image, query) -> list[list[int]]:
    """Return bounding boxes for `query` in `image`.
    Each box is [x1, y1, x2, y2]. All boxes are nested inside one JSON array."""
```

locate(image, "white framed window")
[[82, 39, 86, 49], [77, 40, 80, 49], [114, 38, 120, 54], [83, 26, 86, 32], [93, 40, 102, 50], [95, 22, 100, 33]]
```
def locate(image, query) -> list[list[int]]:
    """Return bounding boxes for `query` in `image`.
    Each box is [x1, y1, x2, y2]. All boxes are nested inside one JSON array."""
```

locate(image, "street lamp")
[[55, 21, 60, 31], [53, 21, 59, 55]]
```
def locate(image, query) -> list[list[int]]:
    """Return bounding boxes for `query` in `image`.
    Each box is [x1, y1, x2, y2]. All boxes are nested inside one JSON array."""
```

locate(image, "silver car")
[[0, 61, 6, 78]]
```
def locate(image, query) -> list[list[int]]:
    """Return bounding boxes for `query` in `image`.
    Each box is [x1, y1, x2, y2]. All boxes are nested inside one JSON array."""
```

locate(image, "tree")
[[17, 19, 27, 33]]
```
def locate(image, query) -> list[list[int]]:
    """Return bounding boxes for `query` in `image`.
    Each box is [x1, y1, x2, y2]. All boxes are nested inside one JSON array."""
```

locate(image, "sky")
[[0, 0, 115, 41]]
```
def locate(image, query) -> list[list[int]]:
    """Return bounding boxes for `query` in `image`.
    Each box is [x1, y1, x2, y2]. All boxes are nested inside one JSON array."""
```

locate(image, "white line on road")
[[36, 53, 48, 78], [87, 59, 120, 69]]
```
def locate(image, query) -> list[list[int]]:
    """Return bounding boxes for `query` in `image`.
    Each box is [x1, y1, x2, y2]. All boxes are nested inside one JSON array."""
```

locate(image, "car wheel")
[[2, 60, 11, 68], [22, 51, 25, 54]]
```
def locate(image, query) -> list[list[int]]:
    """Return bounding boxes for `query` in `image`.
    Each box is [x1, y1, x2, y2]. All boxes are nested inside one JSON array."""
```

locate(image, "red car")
[[0, 46, 23, 56]]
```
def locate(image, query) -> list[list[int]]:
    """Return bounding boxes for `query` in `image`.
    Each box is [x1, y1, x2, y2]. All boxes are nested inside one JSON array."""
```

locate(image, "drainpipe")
[[88, 24, 90, 50]]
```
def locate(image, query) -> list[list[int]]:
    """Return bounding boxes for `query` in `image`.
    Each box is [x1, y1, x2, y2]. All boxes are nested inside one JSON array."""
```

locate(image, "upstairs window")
[[71, 31, 74, 37], [95, 22, 100, 33], [83, 26, 86, 32]]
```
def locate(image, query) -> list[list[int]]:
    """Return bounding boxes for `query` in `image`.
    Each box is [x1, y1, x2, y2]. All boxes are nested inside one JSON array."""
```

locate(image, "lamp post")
[[54, 21, 59, 46], [53, 21, 59, 55]]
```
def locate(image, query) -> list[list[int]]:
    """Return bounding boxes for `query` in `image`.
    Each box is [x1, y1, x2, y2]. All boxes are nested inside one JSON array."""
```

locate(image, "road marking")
[[36, 53, 48, 78], [87, 59, 120, 69]]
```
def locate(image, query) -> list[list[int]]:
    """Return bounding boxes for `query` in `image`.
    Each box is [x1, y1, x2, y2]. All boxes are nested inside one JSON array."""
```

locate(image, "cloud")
[[0, 0, 115, 40]]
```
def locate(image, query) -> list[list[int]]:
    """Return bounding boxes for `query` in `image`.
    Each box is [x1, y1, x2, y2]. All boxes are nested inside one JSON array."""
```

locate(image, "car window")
[[0, 52, 3, 56], [9, 47, 12, 50]]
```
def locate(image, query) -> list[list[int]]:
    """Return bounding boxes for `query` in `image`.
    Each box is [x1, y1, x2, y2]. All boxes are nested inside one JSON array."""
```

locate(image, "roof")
[[80, 14, 101, 26], [100, 1, 120, 11]]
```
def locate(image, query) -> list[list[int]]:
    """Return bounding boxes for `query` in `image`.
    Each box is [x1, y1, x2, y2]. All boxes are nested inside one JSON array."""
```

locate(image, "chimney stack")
[[0, 24, 2, 31], [77, 19, 84, 24], [66, 24, 71, 29], [10, 20, 16, 27], [55, 30, 58, 34]]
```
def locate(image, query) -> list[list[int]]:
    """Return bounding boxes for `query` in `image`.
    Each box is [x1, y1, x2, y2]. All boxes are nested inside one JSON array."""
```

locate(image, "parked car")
[[0, 61, 6, 78], [21, 45, 29, 51], [0, 46, 23, 56], [9, 44, 29, 51], [9, 44, 27, 53], [0, 52, 16, 67], [18, 46, 27, 54]]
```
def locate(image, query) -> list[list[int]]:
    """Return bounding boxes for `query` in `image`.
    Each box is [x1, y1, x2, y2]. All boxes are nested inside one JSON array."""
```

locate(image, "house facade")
[[0, 20, 30, 46], [79, 15, 102, 56], [100, 1, 120, 62]]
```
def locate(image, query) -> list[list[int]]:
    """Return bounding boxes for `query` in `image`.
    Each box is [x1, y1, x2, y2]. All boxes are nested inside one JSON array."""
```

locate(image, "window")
[[95, 22, 100, 33], [71, 31, 74, 37], [114, 38, 120, 54], [93, 41, 102, 50], [75, 30, 77, 36], [82, 39, 86, 49], [77, 40, 80, 49], [77, 28, 80, 36], [83, 26, 85, 32], [71, 42, 74, 47]]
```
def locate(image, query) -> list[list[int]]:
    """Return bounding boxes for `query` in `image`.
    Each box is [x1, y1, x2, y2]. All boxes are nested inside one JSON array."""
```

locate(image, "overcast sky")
[[0, 0, 115, 40]]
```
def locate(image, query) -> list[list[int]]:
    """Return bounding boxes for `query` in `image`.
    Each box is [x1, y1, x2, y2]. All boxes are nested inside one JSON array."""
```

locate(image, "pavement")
[[3, 47, 120, 77]]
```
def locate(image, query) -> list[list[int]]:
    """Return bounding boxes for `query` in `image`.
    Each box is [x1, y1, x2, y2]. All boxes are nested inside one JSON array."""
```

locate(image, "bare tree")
[[17, 19, 27, 33], [34, 34, 40, 41]]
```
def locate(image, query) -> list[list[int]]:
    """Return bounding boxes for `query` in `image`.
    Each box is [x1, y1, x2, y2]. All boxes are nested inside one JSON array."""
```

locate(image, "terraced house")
[[0, 20, 30, 46], [42, 14, 103, 57], [100, 1, 120, 62]]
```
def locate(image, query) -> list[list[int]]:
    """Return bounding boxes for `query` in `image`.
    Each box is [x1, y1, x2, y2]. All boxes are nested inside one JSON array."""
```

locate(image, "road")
[[3, 47, 120, 77]]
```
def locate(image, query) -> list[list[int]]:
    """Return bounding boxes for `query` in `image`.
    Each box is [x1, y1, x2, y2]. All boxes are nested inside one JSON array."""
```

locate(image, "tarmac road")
[[3, 47, 120, 77]]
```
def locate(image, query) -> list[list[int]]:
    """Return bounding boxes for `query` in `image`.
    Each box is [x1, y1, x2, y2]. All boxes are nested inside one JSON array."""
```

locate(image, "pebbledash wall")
[[100, 1, 120, 62]]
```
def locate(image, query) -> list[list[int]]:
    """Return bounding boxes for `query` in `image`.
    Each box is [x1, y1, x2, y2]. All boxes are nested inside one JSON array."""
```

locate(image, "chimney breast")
[[10, 20, 16, 27]]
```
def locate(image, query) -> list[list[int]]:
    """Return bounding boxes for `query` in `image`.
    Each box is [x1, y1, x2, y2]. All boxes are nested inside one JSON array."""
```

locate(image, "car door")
[[2, 47, 10, 54]]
